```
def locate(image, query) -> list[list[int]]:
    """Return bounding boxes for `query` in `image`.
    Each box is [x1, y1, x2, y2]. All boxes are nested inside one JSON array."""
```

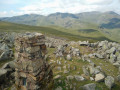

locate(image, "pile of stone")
[[14, 33, 53, 90], [69, 47, 80, 57], [45, 37, 67, 48], [86, 40, 120, 67], [82, 62, 115, 89], [82, 62, 106, 82], [55, 45, 81, 60], [55, 45, 67, 58]]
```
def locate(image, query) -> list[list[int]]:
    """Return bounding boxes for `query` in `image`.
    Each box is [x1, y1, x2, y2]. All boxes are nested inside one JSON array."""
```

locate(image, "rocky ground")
[[0, 32, 120, 90]]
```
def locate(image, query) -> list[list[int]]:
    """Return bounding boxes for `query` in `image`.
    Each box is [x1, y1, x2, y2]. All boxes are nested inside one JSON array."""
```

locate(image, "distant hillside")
[[1, 11, 120, 29], [0, 21, 112, 42], [0, 11, 120, 42]]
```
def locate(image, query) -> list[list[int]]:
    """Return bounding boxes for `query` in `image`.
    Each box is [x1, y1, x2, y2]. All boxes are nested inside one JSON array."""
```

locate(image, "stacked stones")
[[14, 33, 53, 90]]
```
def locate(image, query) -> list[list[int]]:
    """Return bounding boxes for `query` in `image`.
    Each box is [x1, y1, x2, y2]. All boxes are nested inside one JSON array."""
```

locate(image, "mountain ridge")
[[0, 11, 120, 29]]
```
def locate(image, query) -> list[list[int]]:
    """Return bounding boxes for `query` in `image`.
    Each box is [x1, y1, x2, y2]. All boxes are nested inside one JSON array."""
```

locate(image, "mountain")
[[1, 11, 120, 29], [0, 11, 120, 42]]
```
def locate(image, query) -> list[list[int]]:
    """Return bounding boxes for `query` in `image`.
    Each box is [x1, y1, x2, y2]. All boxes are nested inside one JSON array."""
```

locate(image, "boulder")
[[66, 54, 72, 60], [81, 83, 96, 90], [95, 73, 105, 82], [90, 77, 94, 81], [89, 66, 100, 75], [82, 66, 89, 76], [74, 75, 85, 81], [64, 70, 69, 74], [0, 69, 7, 77], [117, 54, 120, 61], [0, 43, 9, 51], [57, 67, 61, 71], [95, 53, 104, 59], [79, 41, 89, 46], [116, 75, 120, 82], [2, 63, 10, 69], [109, 54, 117, 63], [105, 76, 115, 89], [66, 75, 74, 81], [54, 75, 61, 80], [113, 62, 120, 68], [55, 86, 62, 90], [109, 47, 116, 54]]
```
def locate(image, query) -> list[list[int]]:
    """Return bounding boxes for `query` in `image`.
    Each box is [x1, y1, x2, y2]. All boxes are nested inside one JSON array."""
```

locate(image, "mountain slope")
[[0, 21, 112, 42]]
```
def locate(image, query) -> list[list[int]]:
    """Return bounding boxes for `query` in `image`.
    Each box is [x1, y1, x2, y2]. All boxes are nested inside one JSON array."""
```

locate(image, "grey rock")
[[95, 53, 104, 59], [79, 41, 89, 46], [55, 86, 62, 90], [113, 62, 120, 68], [64, 70, 69, 74], [105, 76, 115, 89], [81, 83, 96, 90], [0, 69, 7, 76], [57, 67, 61, 71], [2, 63, 10, 69], [109, 47, 116, 54], [54, 75, 61, 80], [90, 77, 94, 81], [66, 54, 72, 60], [82, 66, 89, 76], [116, 75, 120, 82], [109, 54, 117, 63], [74, 75, 85, 81], [89, 66, 100, 75], [66, 75, 74, 81]]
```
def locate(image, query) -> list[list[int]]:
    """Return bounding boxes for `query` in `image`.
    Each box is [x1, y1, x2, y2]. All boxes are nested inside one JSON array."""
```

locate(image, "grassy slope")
[[99, 28, 120, 42], [0, 21, 112, 42]]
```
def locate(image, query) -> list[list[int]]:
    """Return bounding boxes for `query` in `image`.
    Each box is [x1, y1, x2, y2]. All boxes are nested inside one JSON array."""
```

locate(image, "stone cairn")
[[14, 33, 53, 90]]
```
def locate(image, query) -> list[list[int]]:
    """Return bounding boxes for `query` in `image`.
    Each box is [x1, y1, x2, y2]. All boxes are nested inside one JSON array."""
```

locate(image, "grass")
[[0, 21, 113, 42], [47, 43, 120, 90]]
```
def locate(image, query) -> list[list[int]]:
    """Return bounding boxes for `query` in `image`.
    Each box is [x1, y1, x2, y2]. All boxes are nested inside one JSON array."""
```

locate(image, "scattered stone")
[[105, 76, 115, 89], [82, 66, 89, 76], [66, 54, 72, 60], [113, 62, 120, 68], [57, 67, 62, 71], [73, 66, 76, 70], [95, 73, 105, 82], [64, 70, 69, 74], [74, 75, 85, 81], [90, 77, 94, 81], [55, 86, 62, 90], [54, 75, 61, 80], [66, 75, 74, 81], [89, 66, 100, 75], [80, 83, 96, 90]]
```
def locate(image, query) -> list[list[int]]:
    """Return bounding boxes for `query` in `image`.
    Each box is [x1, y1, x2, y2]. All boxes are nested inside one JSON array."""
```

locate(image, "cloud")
[[0, 0, 120, 17], [0, 11, 7, 17], [82, 0, 114, 5], [0, 0, 20, 5]]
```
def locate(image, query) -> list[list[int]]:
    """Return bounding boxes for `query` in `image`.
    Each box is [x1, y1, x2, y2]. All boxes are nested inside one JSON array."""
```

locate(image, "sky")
[[0, 0, 120, 17]]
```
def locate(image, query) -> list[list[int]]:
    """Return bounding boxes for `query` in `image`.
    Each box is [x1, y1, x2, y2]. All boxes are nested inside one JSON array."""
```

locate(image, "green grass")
[[0, 21, 113, 42]]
